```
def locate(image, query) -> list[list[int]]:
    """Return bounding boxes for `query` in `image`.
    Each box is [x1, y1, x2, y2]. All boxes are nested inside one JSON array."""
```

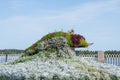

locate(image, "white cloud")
[[0, 0, 120, 49], [1, 0, 119, 27], [8, 0, 28, 9]]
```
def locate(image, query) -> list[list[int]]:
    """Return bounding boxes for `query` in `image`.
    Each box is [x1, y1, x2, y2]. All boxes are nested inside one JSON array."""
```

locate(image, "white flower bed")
[[0, 56, 120, 80], [0, 57, 88, 79], [76, 56, 120, 77]]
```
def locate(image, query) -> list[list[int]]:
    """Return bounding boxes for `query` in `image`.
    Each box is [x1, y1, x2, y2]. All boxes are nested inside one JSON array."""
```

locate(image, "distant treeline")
[[104, 50, 120, 54], [75, 50, 120, 55], [0, 49, 24, 54], [76, 50, 97, 56], [0, 49, 120, 54]]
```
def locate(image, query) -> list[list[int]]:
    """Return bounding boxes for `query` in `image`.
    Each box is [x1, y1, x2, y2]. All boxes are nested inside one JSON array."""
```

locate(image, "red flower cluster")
[[71, 34, 85, 46]]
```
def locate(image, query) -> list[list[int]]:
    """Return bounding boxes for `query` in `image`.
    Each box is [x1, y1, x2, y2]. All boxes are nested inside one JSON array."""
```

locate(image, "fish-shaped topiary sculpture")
[[25, 31, 88, 50]]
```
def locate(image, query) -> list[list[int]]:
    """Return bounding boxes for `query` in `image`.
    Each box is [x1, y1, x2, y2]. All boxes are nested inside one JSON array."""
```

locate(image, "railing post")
[[5, 54, 8, 62], [98, 51, 104, 62]]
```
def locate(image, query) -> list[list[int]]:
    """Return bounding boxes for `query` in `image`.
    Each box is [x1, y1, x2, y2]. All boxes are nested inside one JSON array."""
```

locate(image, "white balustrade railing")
[[79, 53, 120, 66], [0, 54, 21, 63]]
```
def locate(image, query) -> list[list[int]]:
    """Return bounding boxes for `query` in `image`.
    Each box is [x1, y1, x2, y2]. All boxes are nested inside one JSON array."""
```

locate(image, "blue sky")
[[0, 0, 120, 51]]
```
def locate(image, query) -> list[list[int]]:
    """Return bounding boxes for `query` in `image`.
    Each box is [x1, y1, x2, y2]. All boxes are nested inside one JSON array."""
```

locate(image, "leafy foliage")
[[109, 75, 118, 80]]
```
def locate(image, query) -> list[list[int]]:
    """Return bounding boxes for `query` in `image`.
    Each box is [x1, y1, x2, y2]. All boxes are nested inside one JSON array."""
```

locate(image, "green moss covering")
[[79, 38, 88, 47]]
